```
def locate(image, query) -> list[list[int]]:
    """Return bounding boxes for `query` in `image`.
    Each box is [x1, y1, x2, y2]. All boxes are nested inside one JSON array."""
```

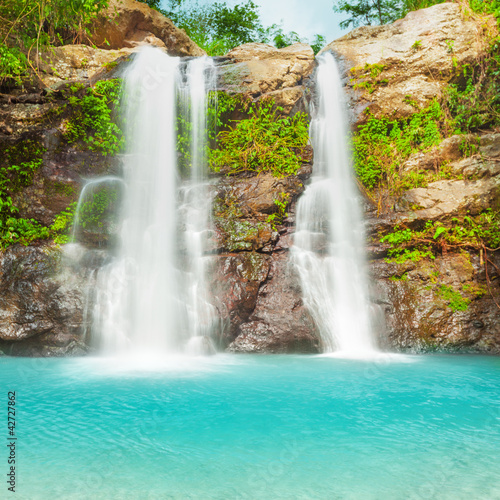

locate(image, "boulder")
[[0, 245, 88, 356], [372, 252, 500, 353], [323, 3, 488, 125], [208, 252, 271, 346], [89, 0, 204, 56], [217, 43, 315, 113], [215, 170, 307, 219], [228, 253, 320, 353], [40, 45, 133, 89]]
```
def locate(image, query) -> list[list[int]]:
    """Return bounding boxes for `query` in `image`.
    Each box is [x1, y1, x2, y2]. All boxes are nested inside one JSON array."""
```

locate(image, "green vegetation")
[[353, 101, 442, 192], [74, 185, 119, 232], [160, 0, 325, 55], [350, 63, 388, 94], [411, 40, 422, 51], [210, 97, 309, 177], [0, 136, 76, 248], [267, 192, 291, 229], [65, 79, 124, 156], [0, 0, 109, 88], [437, 285, 470, 311], [380, 210, 500, 263]]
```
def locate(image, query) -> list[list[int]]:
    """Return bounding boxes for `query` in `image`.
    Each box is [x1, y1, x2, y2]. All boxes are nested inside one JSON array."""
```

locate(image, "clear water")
[[293, 53, 376, 355], [4, 355, 500, 499]]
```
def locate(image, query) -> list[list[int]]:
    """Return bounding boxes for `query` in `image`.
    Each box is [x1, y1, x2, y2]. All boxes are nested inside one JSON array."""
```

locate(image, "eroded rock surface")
[[217, 43, 315, 115], [324, 3, 488, 124], [0, 246, 88, 356], [89, 0, 204, 56]]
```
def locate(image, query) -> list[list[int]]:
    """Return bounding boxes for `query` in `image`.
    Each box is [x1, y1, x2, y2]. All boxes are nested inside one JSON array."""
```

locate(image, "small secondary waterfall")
[[82, 47, 217, 356], [292, 53, 377, 356]]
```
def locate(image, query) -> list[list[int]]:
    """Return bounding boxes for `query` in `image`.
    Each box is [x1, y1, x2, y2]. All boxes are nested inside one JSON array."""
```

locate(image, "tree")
[[146, 0, 326, 56], [333, 0, 403, 29]]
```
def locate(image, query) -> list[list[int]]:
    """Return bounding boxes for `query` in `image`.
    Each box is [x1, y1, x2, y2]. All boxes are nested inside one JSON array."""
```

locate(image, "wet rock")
[[215, 171, 307, 219], [372, 252, 500, 353], [228, 253, 320, 353], [214, 218, 278, 252], [89, 0, 205, 56], [208, 252, 271, 346], [0, 245, 88, 356]]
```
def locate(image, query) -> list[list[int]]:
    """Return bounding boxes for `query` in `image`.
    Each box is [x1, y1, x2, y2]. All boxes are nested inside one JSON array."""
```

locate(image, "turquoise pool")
[[2, 354, 500, 499]]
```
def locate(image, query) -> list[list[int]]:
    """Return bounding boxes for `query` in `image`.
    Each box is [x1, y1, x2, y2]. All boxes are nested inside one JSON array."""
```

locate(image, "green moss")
[[215, 218, 259, 251], [437, 285, 470, 311], [462, 283, 487, 297]]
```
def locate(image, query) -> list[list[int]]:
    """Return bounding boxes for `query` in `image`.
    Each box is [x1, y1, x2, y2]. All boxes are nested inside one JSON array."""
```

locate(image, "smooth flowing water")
[[293, 53, 376, 356], [4, 355, 500, 499], [84, 47, 216, 356]]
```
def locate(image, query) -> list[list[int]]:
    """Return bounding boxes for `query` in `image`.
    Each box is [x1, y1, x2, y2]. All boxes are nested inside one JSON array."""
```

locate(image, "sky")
[[161, 0, 350, 45]]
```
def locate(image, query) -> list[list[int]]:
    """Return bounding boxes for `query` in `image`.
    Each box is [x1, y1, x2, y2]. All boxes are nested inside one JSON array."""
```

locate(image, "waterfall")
[[292, 53, 377, 356], [82, 47, 217, 357]]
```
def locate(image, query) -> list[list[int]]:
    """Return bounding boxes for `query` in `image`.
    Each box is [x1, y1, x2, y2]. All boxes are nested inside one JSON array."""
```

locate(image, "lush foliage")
[[162, 0, 325, 55], [380, 210, 500, 263], [209, 98, 309, 177], [353, 101, 443, 192], [333, 0, 404, 29], [0, 137, 76, 248], [0, 0, 109, 88], [267, 193, 291, 229], [65, 79, 124, 156]]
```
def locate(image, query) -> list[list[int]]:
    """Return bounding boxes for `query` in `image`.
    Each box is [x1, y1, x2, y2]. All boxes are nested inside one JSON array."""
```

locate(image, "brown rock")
[[216, 171, 306, 219], [218, 43, 315, 102], [0, 245, 88, 356], [207, 252, 271, 346], [89, 0, 204, 56], [228, 253, 320, 353], [40, 45, 134, 88], [372, 253, 500, 353]]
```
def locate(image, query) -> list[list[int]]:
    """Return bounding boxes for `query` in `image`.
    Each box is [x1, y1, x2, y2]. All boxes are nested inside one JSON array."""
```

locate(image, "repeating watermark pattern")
[[6, 391, 16, 493]]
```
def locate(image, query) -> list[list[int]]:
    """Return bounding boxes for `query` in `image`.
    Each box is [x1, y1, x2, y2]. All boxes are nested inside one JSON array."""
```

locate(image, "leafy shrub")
[[353, 101, 443, 191], [210, 98, 309, 177], [65, 79, 124, 156]]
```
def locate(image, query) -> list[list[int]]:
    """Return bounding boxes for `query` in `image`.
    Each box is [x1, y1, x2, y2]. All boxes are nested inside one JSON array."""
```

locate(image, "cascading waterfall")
[[177, 57, 219, 354], [292, 52, 377, 356], [83, 46, 217, 357]]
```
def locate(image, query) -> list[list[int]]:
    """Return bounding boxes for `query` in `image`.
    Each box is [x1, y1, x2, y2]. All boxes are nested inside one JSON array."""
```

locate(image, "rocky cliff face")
[[325, 4, 500, 353], [323, 3, 488, 125], [0, 3, 498, 356]]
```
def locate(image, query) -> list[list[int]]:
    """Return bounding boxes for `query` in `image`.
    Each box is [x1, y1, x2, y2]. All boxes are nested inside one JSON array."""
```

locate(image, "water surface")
[[2, 354, 500, 499]]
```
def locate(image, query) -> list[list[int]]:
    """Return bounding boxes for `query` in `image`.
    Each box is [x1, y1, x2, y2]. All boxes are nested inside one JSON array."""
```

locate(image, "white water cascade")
[[87, 47, 217, 357], [292, 53, 378, 356]]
